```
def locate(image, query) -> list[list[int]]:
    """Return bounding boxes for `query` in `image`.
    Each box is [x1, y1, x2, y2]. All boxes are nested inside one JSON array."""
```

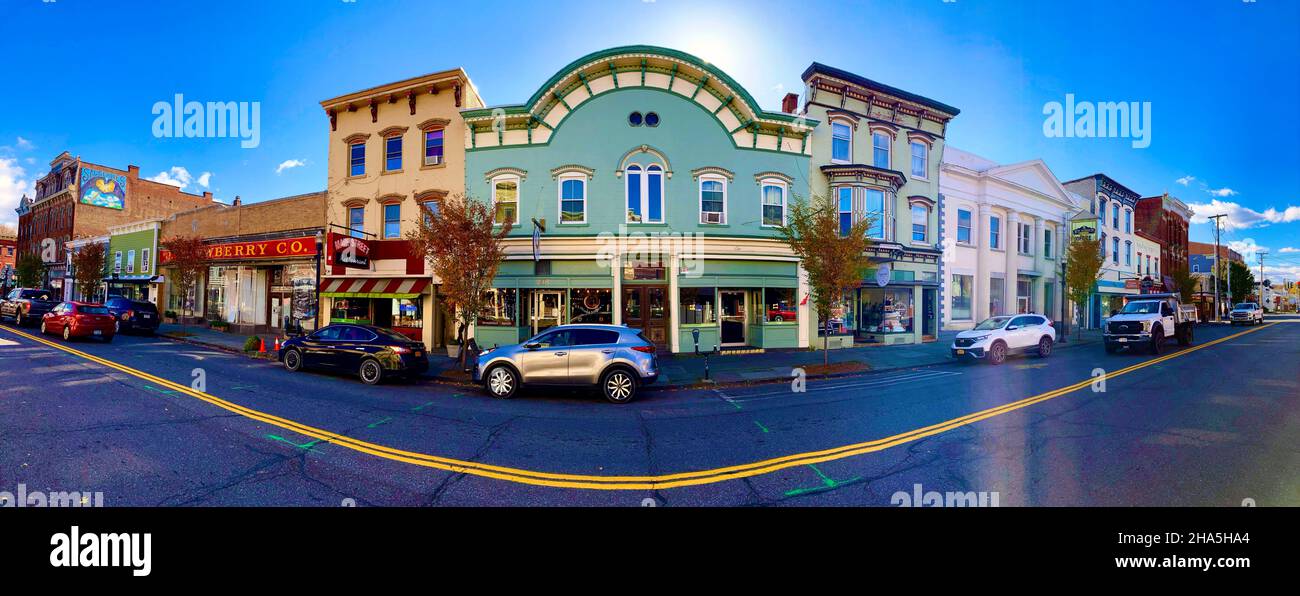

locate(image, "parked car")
[[1229, 302, 1264, 326], [1, 288, 60, 327], [474, 324, 659, 403], [104, 295, 161, 335], [950, 313, 1056, 365], [1104, 293, 1196, 354], [39, 302, 116, 342], [278, 323, 429, 385]]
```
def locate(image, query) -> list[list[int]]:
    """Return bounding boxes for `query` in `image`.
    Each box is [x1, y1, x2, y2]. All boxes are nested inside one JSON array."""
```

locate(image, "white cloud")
[[15, 137, 33, 150], [147, 166, 212, 191], [275, 159, 307, 174], [1225, 238, 1266, 261], [1175, 175, 1195, 186], [1187, 199, 1300, 231], [0, 157, 35, 227], [1279, 247, 1300, 254], [1206, 187, 1237, 197]]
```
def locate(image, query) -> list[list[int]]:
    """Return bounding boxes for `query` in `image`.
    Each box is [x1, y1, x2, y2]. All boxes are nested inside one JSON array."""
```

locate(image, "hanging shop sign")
[[331, 235, 371, 269]]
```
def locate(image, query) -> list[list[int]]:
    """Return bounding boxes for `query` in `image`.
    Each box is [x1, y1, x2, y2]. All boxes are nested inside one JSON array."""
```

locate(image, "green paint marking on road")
[[264, 434, 324, 452], [754, 420, 770, 433], [783, 465, 861, 497], [140, 385, 178, 396], [411, 401, 434, 412], [230, 385, 256, 390], [367, 417, 393, 429]]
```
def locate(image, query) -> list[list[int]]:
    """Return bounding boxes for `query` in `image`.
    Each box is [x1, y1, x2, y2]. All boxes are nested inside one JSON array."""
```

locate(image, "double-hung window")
[[837, 187, 854, 237], [911, 204, 928, 243], [699, 177, 726, 224], [559, 175, 587, 224], [1112, 203, 1120, 229], [384, 135, 402, 171], [349, 142, 365, 176], [423, 129, 444, 166], [910, 141, 927, 178], [865, 189, 886, 239], [990, 216, 1001, 249], [1112, 236, 1120, 264], [1044, 228, 1053, 257], [760, 180, 786, 227], [348, 206, 365, 238], [872, 133, 890, 168], [957, 209, 972, 244], [492, 176, 519, 226], [1019, 222, 1031, 254], [831, 122, 851, 163], [1124, 241, 1132, 267], [383, 203, 401, 239]]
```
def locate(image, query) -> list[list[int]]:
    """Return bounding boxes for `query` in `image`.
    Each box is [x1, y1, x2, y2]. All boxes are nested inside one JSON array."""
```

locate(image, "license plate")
[[956, 349, 965, 355], [93, 330, 102, 336], [413, 351, 423, 358], [1117, 338, 1127, 343], [142, 314, 152, 318]]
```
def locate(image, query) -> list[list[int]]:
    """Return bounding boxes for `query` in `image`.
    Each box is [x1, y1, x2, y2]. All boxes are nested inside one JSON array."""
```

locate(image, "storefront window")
[[680, 287, 716, 325], [860, 288, 914, 334], [478, 288, 517, 326], [764, 288, 797, 322], [1017, 276, 1033, 313], [392, 298, 423, 329], [205, 266, 227, 321], [331, 297, 371, 323], [951, 274, 973, 320], [569, 288, 612, 324]]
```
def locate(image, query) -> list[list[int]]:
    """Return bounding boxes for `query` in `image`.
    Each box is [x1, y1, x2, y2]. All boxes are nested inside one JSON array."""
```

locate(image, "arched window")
[[872, 132, 891, 168], [558, 175, 587, 224], [831, 121, 852, 163], [491, 175, 520, 226], [626, 164, 664, 223]]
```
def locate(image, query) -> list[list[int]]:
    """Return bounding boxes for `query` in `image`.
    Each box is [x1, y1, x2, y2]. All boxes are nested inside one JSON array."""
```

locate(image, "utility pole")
[[1209, 214, 1225, 322], [1258, 250, 1267, 309]]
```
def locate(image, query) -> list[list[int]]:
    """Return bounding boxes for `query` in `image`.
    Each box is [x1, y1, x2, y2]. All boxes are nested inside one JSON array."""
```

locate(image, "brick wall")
[[160, 192, 326, 241]]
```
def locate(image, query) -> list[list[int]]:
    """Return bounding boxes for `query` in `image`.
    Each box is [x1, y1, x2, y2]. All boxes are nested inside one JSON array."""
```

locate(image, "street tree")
[[15, 253, 43, 288], [1169, 267, 1198, 303], [1063, 234, 1104, 339], [162, 236, 209, 331], [1228, 260, 1255, 303], [407, 194, 512, 369], [70, 241, 107, 302], [776, 194, 874, 366]]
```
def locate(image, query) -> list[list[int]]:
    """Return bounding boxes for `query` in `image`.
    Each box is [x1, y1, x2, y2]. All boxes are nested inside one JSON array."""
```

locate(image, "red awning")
[[320, 277, 430, 298]]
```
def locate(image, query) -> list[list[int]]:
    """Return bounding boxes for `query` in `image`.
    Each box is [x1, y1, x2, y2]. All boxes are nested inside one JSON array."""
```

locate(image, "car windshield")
[[973, 316, 1011, 331], [1233, 303, 1255, 310], [78, 305, 109, 315], [19, 290, 51, 300], [1120, 301, 1161, 314]]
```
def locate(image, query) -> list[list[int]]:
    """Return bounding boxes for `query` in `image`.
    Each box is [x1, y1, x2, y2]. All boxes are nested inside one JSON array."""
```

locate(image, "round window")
[[645, 112, 660, 127], [628, 112, 643, 126]]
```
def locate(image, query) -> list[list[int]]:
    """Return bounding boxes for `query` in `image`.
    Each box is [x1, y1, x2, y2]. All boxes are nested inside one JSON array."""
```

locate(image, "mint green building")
[[105, 219, 162, 302], [462, 46, 818, 353]]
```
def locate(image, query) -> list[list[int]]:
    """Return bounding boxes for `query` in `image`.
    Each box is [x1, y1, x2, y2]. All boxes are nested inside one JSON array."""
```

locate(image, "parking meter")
[[692, 327, 700, 355]]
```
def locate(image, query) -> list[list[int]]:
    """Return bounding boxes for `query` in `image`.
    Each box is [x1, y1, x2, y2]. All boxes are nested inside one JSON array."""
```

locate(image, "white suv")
[[951, 314, 1056, 365]]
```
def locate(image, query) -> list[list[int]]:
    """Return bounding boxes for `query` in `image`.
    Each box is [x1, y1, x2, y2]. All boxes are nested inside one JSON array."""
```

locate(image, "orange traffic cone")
[[273, 337, 281, 351], [259, 337, 267, 353]]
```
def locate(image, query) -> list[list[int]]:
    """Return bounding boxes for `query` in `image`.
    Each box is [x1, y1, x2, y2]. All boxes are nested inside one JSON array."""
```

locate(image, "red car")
[[41, 302, 116, 342], [766, 304, 797, 322]]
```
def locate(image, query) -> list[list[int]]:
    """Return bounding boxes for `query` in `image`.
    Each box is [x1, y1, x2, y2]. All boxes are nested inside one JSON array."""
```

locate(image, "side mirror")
[[1006, 325, 1019, 331], [525, 342, 541, 350]]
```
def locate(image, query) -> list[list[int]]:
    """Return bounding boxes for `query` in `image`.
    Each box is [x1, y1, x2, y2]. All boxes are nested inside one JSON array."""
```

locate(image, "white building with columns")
[[939, 148, 1080, 330]]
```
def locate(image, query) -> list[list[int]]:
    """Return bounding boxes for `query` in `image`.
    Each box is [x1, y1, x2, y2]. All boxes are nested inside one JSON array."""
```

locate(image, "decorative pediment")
[[819, 164, 907, 192], [342, 132, 370, 145], [417, 118, 451, 131], [753, 171, 794, 185], [377, 125, 409, 138], [550, 164, 596, 179], [691, 166, 734, 182], [484, 167, 527, 182]]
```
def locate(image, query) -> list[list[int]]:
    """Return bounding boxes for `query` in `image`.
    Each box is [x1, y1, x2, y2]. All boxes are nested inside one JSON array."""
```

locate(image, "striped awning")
[[320, 277, 431, 299]]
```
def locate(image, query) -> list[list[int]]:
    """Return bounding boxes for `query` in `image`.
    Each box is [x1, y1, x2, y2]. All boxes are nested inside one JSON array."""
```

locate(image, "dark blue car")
[[278, 323, 429, 385], [104, 296, 161, 335]]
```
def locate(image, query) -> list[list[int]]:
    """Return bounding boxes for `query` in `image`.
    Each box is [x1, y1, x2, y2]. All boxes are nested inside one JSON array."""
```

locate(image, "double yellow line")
[[0, 323, 1273, 490]]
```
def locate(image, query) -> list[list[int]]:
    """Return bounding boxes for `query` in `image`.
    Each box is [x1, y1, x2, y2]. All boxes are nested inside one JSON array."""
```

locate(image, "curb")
[[157, 333, 279, 361]]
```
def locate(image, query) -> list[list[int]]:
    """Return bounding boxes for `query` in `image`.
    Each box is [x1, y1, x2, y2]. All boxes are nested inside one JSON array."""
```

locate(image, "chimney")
[[127, 165, 140, 179], [781, 92, 799, 115], [232, 196, 241, 206], [203, 191, 213, 201]]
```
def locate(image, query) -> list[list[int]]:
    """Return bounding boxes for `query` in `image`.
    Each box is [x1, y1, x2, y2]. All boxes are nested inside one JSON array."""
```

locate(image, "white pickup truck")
[[1229, 302, 1264, 325], [1103, 293, 1198, 355]]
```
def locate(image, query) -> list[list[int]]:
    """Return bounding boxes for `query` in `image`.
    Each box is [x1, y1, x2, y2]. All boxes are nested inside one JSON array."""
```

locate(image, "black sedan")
[[104, 296, 161, 335], [278, 324, 429, 385]]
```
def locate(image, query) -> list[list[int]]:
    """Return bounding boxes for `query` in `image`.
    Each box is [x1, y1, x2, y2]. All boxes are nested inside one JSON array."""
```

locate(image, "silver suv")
[[473, 324, 659, 403]]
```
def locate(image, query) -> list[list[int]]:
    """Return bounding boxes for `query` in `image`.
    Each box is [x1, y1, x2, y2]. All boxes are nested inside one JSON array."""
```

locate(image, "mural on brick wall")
[[79, 167, 127, 210]]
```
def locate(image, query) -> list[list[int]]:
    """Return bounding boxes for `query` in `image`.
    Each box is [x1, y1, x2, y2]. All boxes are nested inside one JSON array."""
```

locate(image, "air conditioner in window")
[[702, 211, 725, 225], [424, 155, 443, 166]]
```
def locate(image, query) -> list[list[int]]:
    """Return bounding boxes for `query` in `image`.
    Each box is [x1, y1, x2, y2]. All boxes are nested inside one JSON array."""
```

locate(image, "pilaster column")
[[611, 251, 622, 326], [1006, 212, 1021, 312], [1033, 216, 1046, 313], [976, 203, 992, 321], [668, 253, 679, 354]]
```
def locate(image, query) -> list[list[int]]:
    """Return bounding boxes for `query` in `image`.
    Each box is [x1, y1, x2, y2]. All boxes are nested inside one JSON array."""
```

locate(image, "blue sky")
[[2, 0, 1298, 279]]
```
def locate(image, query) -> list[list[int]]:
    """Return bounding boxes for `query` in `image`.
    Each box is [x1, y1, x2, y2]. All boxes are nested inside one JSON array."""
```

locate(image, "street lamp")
[[312, 230, 324, 334]]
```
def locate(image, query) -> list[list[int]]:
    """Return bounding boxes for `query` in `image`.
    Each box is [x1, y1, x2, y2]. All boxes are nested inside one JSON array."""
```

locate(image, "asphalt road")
[[1, 316, 1296, 506]]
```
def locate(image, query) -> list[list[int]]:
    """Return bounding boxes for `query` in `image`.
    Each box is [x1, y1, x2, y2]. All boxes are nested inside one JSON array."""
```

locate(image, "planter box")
[[446, 344, 461, 358]]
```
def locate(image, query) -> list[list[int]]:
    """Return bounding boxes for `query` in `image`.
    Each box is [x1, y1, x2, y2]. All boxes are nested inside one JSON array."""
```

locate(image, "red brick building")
[[1134, 193, 1192, 276], [15, 151, 215, 291], [0, 232, 16, 292]]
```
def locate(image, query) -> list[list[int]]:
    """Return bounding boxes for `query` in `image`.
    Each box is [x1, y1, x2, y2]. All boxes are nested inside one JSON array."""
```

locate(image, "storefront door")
[[922, 288, 936, 337], [719, 290, 747, 346], [531, 290, 564, 335], [622, 286, 669, 349]]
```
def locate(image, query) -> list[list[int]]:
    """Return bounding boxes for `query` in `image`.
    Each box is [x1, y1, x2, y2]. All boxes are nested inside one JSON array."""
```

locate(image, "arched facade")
[[463, 46, 817, 353]]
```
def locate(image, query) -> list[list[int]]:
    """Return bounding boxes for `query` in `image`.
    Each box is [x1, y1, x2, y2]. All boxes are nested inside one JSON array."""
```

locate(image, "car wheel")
[[1150, 328, 1163, 355], [987, 341, 1007, 365], [1037, 337, 1052, 358], [114, 320, 120, 333], [485, 365, 518, 399], [283, 348, 304, 372], [601, 368, 638, 404], [774, 315, 784, 322], [103, 334, 114, 343], [1104, 343, 1117, 354], [62, 326, 71, 341], [359, 358, 384, 385]]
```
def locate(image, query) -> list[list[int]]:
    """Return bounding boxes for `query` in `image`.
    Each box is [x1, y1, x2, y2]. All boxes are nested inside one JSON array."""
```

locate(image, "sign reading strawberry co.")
[[205, 237, 318, 261], [331, 235, 371, 269]]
